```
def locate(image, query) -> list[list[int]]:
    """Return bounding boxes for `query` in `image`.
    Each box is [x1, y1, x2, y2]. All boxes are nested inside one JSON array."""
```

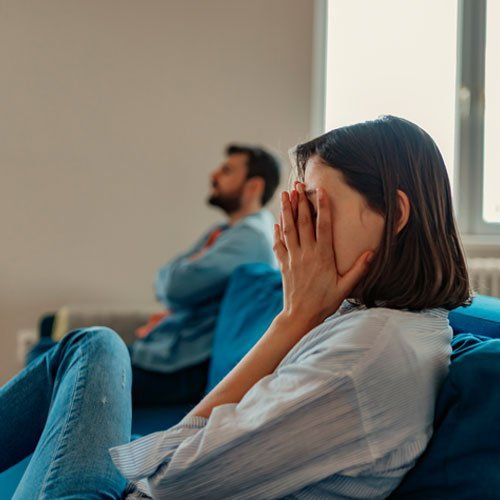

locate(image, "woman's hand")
[[273, 183, 374, 331]]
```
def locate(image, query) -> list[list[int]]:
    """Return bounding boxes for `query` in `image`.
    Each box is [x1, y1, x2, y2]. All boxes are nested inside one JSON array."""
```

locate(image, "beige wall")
[[0, 0, 314, 383]]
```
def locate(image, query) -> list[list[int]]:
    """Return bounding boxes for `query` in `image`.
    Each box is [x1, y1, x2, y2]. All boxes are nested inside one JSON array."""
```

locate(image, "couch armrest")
[[450, 294, 500, 338], [53, 304, 162, 345]]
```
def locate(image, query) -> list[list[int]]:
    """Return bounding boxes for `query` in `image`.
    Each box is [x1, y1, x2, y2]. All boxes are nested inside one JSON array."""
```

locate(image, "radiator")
[[468, 258, 500, 298]]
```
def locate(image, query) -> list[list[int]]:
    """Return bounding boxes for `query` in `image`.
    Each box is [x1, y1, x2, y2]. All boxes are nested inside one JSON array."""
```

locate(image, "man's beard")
[[207, 182, 245, 215], [207, 191, 243, 214]]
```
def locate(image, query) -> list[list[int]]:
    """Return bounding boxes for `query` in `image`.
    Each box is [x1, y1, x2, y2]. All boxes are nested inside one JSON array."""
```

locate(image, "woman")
[[1, 116, 471, 499]]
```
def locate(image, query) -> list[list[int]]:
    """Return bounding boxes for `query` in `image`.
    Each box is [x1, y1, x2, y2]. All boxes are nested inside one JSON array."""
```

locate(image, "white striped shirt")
[[110, 301, 452, 499]]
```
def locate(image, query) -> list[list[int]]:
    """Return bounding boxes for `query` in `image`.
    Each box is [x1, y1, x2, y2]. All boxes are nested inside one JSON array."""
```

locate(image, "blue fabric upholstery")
[[449, 294, 500, 337], [131, 404, 193, 436], [390, 334, 500, 498], [205, 263, 283, 392]]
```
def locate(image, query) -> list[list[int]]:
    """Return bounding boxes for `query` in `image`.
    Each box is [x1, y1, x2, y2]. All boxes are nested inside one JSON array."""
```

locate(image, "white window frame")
[[312, 0, 500, 246]]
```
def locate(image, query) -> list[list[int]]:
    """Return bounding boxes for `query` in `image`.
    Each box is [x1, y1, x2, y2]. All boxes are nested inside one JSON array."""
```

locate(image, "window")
[[319, 0, 500, 237], [325, 0, 457, 185], [484, 0, 500, 223]]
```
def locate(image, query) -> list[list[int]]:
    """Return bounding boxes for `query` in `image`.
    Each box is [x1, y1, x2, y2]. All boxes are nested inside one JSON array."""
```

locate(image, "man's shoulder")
[[233, 209, 275, 234], [215, 210, 276, 261]]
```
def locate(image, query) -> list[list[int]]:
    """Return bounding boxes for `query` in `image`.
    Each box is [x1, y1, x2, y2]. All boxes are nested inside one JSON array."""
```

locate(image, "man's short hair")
[[226, 144, 281, 206]]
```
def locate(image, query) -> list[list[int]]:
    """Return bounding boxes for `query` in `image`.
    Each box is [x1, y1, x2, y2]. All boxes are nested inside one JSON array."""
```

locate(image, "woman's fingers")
[[273, 223, 288, 266], [296, 183, 315, 249], [338, 250, 374, 295], [280, 191, 299, 253], [279, 211, 285, 242], [316, 188, 334, 261], [290, 189, 298, 222]]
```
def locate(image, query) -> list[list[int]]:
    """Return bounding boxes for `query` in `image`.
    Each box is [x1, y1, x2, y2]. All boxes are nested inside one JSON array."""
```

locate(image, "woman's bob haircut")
[[292, 115, 472, 311]]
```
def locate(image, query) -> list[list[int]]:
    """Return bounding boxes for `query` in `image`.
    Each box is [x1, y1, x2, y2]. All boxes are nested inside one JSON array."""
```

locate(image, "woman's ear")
[[395, 189, 410, 234]]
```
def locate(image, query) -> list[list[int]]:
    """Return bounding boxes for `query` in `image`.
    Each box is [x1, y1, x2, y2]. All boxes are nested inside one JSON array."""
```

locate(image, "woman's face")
[[303, 156, 385, 276]]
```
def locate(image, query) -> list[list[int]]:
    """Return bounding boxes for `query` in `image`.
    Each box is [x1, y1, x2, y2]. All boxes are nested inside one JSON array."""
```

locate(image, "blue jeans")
[[29, 337, 210, 408], [0, 327, 132, 499]]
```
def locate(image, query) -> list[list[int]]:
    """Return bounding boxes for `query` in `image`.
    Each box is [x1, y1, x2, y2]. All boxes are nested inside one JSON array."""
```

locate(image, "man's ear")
[[245, 176, 265, 202], [395, 189, 410, 234]]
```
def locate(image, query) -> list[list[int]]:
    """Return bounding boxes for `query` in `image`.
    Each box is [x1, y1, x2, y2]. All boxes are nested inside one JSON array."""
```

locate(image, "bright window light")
[[325, 0, 458, 186], [483, 0, 500, 223]]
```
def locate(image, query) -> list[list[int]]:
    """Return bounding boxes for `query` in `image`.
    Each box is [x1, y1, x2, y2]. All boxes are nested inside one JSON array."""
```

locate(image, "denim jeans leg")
[[26, 337, 57, 365], [0, 327, 132, 499]]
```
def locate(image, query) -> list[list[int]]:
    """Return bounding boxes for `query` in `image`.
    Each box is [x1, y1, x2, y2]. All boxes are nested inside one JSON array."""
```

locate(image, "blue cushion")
[[205, 263, 283, 392], [449, 295, 500, 338], [131, 404, 192, 435], [390, 334, 500, 498]]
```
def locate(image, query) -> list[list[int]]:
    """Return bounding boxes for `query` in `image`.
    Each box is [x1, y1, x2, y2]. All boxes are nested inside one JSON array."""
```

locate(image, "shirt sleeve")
[[159, 224, 268, 309], [110, 360, 374, 499], [153, 227, 217, 306]]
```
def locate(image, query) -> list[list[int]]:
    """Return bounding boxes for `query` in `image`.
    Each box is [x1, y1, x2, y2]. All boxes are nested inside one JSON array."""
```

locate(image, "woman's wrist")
[[274, 309, 326, 337], [188, 310, 318, 419]]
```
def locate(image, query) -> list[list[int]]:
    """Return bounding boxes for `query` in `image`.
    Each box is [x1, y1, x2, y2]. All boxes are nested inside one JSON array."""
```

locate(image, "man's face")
[[208, 153, 249, 214]]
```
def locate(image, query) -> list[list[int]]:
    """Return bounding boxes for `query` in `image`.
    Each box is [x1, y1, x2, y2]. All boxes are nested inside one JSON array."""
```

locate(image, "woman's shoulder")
[[327, 302, 451, 341], [284, 304, 452, 378], [275, 305, 452, 464]]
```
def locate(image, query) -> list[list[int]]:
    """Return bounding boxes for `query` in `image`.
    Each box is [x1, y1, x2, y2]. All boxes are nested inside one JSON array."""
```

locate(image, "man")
[[130, 144, 280, 406], [31, 144, 281, 408]]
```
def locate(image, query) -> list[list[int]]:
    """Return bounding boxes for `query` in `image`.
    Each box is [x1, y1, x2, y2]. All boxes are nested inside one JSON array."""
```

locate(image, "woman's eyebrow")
[[304, 189, 317, 204], [304, 190, 318, 214]]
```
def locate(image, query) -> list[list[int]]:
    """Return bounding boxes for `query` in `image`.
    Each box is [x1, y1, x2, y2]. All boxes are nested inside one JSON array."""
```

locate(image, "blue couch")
[[2, 263, 500, 498]]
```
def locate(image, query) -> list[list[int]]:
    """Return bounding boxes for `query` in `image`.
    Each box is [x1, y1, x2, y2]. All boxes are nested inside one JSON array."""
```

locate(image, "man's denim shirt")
[[130, 209, 276, 373]]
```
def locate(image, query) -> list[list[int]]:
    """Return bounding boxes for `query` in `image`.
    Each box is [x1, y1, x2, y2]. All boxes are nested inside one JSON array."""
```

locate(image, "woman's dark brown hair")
[[293, 115, 472, 311]]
